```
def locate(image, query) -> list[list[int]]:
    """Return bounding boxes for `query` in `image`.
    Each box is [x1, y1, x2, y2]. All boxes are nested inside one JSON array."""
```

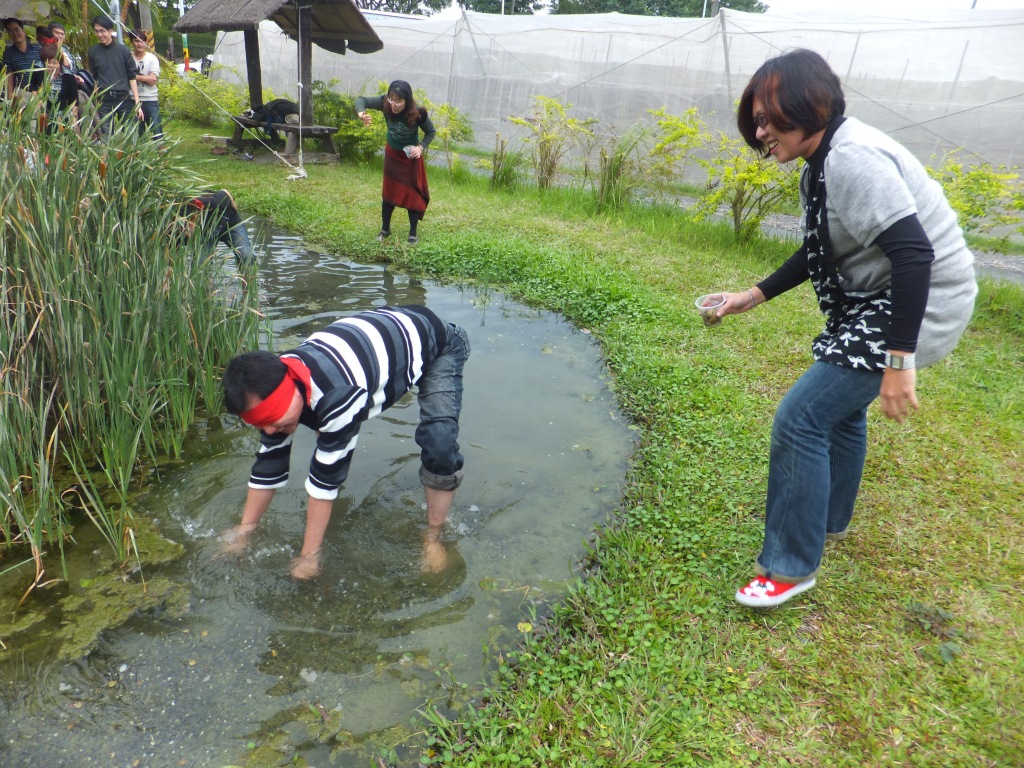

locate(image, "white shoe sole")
[[735, 577, 816, 608]]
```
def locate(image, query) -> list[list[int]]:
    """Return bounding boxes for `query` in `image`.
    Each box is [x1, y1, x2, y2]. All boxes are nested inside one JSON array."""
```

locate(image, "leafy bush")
[[159, 66, 249, 127], [927, 150, 1023, 236], [648, 106, 708, 191], [422, 99, 474, 174], [509, 96, 596, 189], [312, 80, 385, 162], [694, 130, 800, 240]]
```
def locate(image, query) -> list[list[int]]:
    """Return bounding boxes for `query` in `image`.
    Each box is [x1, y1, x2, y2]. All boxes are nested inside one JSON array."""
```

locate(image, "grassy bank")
[[176, 126, 1022, 766]]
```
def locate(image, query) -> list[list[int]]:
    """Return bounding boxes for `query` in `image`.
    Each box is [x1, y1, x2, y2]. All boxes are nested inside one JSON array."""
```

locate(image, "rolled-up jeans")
[[756, 361, 883, 583], [416, 322, 470, 491]]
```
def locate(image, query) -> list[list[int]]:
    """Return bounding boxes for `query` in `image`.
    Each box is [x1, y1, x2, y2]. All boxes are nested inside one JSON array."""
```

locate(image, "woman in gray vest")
[[706, 49, 977, 608]]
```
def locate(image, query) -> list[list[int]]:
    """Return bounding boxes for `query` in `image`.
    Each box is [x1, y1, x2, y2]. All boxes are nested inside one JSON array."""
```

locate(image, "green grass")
[[170, 124, 1023, 767]]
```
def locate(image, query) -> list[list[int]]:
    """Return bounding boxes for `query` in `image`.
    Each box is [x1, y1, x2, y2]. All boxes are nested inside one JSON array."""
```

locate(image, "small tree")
[[647, 106, 708, 191], [509, 96, 596, 189], [423, 100, 474, 174], [694, 131, 800, 240]]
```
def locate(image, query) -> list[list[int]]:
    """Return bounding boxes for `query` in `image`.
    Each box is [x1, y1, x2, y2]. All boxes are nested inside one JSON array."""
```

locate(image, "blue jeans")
[[217, 220, 256, 266], [97, 94, 136, 140], [756, 361, 883, 583], [138, 100, 163, 140], [416, 323, 470, 491]]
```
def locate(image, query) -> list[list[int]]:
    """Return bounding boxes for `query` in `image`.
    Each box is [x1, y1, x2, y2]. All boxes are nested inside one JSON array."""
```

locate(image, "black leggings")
[[382, 202, 420, 235]]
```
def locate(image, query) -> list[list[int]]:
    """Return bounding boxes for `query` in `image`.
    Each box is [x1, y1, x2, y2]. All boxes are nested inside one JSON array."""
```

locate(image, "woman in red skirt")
[[355, 80, 436, 244]]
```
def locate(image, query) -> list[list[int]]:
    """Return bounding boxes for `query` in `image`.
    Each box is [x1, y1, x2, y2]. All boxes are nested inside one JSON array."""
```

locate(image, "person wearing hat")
[[354, 80, 436, 244], [218, 305, 470, 579]]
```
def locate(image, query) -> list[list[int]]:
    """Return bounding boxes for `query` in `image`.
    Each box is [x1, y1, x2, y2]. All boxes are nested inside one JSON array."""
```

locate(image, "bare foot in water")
[[290, 550, 321, 580], [421, 534, 447, 573]]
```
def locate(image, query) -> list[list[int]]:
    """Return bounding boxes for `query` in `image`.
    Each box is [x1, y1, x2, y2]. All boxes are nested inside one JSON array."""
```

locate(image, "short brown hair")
[[737, 49, 846, 157]]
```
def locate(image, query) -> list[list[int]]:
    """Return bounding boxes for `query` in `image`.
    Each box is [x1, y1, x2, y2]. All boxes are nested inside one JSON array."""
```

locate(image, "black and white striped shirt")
[[248, 305, 448, 500]]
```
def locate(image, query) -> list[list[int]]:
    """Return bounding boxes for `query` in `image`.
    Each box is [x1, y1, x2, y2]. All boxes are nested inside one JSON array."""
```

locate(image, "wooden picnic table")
[[229, 115, 339, 155]]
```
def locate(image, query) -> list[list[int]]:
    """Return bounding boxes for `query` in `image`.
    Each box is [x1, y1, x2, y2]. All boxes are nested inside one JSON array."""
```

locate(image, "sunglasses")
[[752, 113, 769, 129]]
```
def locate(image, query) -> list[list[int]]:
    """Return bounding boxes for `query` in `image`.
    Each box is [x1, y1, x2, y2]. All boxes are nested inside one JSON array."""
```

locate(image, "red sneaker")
[[735, 575, 815, 608]]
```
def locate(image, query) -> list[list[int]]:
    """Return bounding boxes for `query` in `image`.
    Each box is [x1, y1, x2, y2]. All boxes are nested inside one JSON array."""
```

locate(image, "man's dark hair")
[[128, 28, 146, 43], [3, 17, 25, 31], [49, 22, 65, 33], [737, 48, 846, 156], [222, 351, 287, 414], [92, 15, 115, 31]]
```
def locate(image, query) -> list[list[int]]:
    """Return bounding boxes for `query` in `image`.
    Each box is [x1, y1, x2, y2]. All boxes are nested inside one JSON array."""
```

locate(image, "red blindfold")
[[240, 357, 312, 427]]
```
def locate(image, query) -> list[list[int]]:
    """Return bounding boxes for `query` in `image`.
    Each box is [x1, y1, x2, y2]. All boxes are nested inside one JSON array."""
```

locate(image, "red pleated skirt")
[[382, 144, 430, 215]]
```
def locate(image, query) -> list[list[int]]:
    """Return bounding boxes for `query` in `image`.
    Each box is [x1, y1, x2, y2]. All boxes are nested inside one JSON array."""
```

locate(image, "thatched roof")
[[0, 1, 49, 22], [173, 0, 382, 55]]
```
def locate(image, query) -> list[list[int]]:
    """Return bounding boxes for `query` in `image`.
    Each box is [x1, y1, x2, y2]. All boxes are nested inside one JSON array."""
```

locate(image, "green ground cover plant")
[[59, 123, 1024, 765]]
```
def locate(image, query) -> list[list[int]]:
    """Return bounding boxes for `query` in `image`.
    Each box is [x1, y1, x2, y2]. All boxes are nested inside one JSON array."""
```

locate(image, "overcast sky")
[[761, 0, 1023, 13]]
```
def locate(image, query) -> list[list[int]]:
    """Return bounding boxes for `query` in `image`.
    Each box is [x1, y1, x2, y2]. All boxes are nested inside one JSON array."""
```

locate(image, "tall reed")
[[0, 95, 260, 587]]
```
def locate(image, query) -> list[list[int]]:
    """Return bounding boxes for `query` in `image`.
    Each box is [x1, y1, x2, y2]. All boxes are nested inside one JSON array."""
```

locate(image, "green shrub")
[[510, 96, 596, 189], [648, 106, 708, 191], [312, 80, 385, 162], [160, 66, 250, 127], [927, 150, 1023, 236], [694, 129, 800, 240], [423, 99, 475, 173], [476, 132, 524, 189]]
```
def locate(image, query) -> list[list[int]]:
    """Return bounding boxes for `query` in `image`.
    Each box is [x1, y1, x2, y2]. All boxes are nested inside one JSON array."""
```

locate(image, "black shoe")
[[407, 234, 418, 244], [377, 229, 391, 241]]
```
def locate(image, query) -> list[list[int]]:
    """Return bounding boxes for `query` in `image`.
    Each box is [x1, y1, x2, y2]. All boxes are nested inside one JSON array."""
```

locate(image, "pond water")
[[0, 221, 634, 767]]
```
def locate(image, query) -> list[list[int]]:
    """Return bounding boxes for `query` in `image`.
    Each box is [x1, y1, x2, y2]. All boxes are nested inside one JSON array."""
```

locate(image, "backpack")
[[74, 68, 96, 97], [248, 99, 300, 140]]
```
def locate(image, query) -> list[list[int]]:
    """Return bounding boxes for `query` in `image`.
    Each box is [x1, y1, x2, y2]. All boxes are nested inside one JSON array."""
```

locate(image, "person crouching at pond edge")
[[707, 49, 976, 609], [218, 305, 470, 579], [355, 80, 435, 244]]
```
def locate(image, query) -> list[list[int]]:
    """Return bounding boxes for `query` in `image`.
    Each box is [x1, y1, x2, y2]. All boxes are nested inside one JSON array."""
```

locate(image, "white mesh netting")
[[211, 8, 1024, 168]]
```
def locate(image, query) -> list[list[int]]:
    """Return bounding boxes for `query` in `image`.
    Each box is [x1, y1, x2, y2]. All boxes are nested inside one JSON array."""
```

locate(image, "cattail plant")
[[0, 92, 260, 591]]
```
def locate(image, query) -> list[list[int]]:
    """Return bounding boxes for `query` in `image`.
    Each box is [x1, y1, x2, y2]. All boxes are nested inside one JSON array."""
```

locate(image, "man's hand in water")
[[216, 523, 256, 556], [290, 549, 321, 580]]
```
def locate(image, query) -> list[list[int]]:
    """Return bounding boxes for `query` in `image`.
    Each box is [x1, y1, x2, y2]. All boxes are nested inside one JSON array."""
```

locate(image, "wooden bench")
[[229, 115, 339, 155]]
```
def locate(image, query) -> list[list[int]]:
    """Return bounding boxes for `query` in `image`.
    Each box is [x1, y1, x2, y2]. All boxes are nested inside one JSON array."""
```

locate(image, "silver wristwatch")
[[885, 351, 916, 370]]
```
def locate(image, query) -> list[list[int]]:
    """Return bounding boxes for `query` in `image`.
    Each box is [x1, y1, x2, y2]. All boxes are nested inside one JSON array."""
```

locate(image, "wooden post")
[[243, 28, 263, 109], [298, 3, 313, 124]]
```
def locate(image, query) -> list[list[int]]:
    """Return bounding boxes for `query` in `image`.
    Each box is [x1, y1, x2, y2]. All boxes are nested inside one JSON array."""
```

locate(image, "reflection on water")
[[0, 222, 634, 766]]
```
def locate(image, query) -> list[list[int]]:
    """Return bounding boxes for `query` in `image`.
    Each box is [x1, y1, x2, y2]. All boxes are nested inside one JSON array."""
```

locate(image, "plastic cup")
[[695, 294, 726, 327], [403, 145, 417, 158]]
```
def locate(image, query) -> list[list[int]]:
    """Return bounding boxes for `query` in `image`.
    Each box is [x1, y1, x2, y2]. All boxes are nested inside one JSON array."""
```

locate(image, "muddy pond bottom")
[[0, 224, 634, 767]]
